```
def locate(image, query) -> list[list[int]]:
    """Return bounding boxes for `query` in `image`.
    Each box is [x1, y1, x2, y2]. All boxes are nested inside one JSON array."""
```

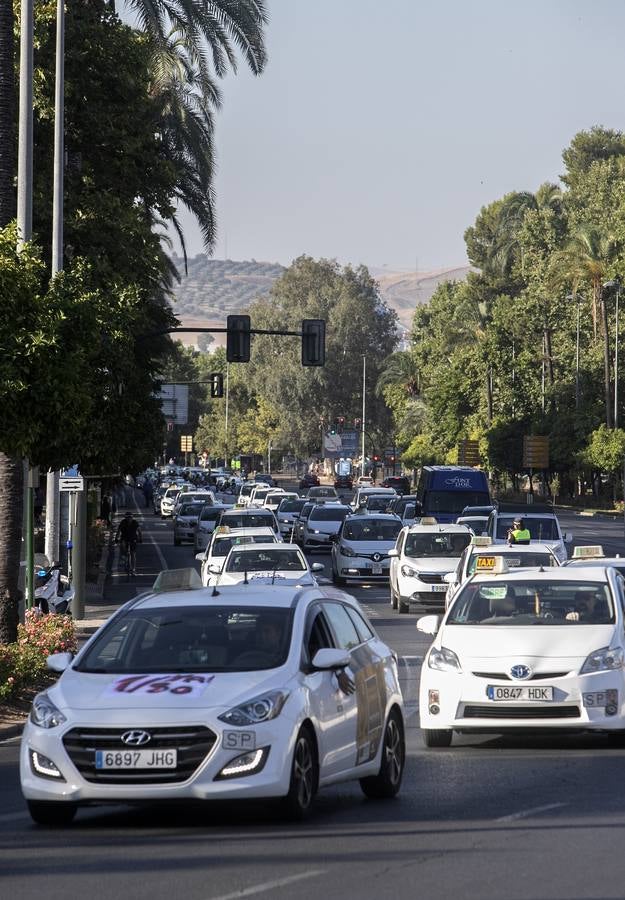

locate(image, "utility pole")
[[17, 0, 34, 608], [615, 284, 620, 429], [361, 355, 366, 476], [45, 0, 65, 565]]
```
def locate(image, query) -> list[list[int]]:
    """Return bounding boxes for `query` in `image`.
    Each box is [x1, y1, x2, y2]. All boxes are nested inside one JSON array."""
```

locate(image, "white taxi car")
[[443, 537, 560, 607], [194, 503, 233, 553], [417, 562, 625, 747], [196, 527, 279, 586], [388, 518, 472, 614], [215, 543, 324, 586], [331, 514, 402, 586], [565, 544, 625, 578], [21, 580, 405, 825]]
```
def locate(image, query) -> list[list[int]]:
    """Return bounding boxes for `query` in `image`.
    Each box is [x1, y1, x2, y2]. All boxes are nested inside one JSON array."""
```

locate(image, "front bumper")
[[336, 556, 390, 581], [20, 712, 295, 804], [419, 668, 625, 732], [174, 525, 196, 541], [303, 532, 334, 550]]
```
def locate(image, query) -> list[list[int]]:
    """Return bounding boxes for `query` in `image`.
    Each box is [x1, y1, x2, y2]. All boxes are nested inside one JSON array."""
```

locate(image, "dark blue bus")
[[415, 466, 491, 524]]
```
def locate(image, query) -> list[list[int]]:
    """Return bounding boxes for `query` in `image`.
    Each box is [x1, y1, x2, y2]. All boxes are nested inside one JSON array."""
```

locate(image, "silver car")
[[276, 497, 307, 539], [331, 514, 402, 585], [302, 504, 351, 552], [173, 501, 205, 546], [194, 503, 233, 552]]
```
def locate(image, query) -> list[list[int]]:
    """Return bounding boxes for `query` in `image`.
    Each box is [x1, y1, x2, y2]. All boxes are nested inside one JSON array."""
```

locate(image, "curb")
[[0, 721, 24, 741]]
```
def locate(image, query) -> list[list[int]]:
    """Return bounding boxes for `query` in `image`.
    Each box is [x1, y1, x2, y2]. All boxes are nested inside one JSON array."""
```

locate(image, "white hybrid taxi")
[[21, 579, 405, 825], [418, 561, 625, 747]]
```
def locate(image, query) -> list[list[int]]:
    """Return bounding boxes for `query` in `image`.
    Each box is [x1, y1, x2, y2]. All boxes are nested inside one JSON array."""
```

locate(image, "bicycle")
[[118, 538, 138, 575]]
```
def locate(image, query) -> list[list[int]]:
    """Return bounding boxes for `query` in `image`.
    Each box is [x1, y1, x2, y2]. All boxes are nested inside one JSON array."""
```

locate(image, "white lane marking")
[[0, 735, 21, 746], [148, 532, 168, 571], [0, 811, 30, 824], [496, 802, 566, 822], [208, 869, 326, 900]]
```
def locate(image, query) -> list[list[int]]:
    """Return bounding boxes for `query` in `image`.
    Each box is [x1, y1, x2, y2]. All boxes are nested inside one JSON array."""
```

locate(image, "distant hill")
[[169, 256, 471, 348]]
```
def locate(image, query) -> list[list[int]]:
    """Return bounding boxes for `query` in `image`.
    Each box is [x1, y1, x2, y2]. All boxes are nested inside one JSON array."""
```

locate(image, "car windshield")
[[178, 503, 203, 517], [310, 507, 350, 522], [467, 551, 557, 574], [447, 580, 614, 625], [404, 532, 471, 558], [424, 491, 491, 514], [200, 507, 224, 522], [212, 534, 270, 557], [343, 519, 401, 541], [458, 518, 487, 532], [495, 517, 560, 541], [221, 513, 274, 529], [364, 497, 392, 511], [75, 606, 293, 673], [278, 499, 306, 514], [225, 549, 306, 573]]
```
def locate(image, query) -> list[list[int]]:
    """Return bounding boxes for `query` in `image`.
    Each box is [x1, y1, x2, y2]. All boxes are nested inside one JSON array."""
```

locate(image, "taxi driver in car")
[[566, 589, 609, 623]]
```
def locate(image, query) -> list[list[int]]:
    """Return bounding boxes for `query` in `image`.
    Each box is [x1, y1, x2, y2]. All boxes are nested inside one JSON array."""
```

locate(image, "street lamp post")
[[361, 356, 366, 477], [615, 284, 620, 429], [602, 280, 621, 429]]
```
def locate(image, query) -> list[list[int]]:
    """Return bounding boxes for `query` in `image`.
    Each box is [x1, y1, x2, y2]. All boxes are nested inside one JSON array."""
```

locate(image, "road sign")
[[59, 476, 84, 492], [180, 435, 193, 453], [523, 435, 549, 469], [458, 439, 481, 466]]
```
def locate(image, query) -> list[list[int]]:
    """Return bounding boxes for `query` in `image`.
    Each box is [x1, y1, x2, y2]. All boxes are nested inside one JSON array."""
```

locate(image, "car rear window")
[[278, 499, 306, 513], [221, 512, 275, 529], [494, 517, 559, 541]]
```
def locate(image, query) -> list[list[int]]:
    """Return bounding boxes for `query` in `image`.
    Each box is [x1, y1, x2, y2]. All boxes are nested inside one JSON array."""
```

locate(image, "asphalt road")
[[3, 493, 625, 899]]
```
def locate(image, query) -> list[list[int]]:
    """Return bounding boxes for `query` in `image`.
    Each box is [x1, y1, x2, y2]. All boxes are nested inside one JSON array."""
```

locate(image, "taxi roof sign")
[[471, 535, 492, 547], [572, 545, 605, 560], [476, 556, 510, 575], [419, 517, 438, 526], [152, 568, 203, 592]]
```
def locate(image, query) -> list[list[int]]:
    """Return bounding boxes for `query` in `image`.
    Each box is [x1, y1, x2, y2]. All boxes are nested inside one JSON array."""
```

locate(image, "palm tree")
[[489, 185, 562, 278], [376, 351, 420, 398], [550, 225, 619, 427]]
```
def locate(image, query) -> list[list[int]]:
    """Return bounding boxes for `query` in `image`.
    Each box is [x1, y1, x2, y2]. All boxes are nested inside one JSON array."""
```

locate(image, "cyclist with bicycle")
[[115, 512, 143, 575]]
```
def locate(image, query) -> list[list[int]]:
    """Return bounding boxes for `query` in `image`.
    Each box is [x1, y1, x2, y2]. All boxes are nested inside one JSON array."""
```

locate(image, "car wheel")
[[390, 587, 398, 610], [281, 726, 318, 820], [332, 568, 346, 587], [27, 800, 77, 827], [423, 729, 453, 748], [398, 596, 410, 614], [360, 709, 405, 799]]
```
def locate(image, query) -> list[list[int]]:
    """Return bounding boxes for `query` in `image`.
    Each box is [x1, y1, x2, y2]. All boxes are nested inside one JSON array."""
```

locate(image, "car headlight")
[[340, 544, 356, 557], [218, 690, 289, 726], [30, 692, 67, 729], [428, 646, 462, 673], [401, 564, 420, 577], [581, 647, 624, 674]]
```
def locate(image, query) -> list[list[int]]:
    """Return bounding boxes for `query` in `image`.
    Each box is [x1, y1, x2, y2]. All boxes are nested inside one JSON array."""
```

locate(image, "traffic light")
[[301, 319, 326, 366], [227, 315, 251, 363], [354, 418, 361, 428], [210, 372, 224, 398]]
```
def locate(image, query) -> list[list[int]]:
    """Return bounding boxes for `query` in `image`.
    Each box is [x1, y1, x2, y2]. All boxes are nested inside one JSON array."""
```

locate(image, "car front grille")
[[462, 704, 579, 720], [472, 672, 569, 681], [63, 725, 217, 784], [418, 573, 445, 585]]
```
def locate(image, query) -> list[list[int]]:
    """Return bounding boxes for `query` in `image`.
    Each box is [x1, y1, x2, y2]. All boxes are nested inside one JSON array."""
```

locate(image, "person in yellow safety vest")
[[507, 517, 531, 544]]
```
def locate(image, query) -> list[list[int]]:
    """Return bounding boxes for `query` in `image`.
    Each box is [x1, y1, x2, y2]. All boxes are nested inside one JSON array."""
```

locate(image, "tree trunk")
[[592, 281, 599, 341], [601, 293, 613, 428], [0, 5, 24, 644], [0, 457, 23, 643], [486, 367, 493, 425]]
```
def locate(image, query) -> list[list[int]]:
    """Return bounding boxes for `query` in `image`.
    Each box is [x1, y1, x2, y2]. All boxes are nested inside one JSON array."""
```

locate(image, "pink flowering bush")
[[0, 611, 76, 701]]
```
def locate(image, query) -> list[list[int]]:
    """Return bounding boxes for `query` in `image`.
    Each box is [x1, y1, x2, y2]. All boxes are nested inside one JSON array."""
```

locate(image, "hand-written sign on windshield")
[[103, 674, 215, 698]]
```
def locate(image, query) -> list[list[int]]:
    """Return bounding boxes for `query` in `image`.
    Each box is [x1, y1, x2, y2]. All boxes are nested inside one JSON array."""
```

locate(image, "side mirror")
[[312, 648, 351, 670], [47, 651, 73, 673], [311, 563, 325, 572], [416, 615, 441, 636], [195, 553, 205, 562], [564, 532, 572, 543], [387, 549, 399, 558], [208, 564, 222, 574], [443, 572, 456, 585], [329, 533, 339, 543]]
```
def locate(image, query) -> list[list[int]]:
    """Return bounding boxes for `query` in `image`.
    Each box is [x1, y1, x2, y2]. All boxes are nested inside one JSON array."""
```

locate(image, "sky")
[[122, 0, 625, 271]]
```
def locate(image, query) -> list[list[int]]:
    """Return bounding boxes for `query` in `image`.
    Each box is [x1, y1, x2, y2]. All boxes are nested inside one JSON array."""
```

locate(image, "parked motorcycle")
[[34, 554, 74, 615]]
